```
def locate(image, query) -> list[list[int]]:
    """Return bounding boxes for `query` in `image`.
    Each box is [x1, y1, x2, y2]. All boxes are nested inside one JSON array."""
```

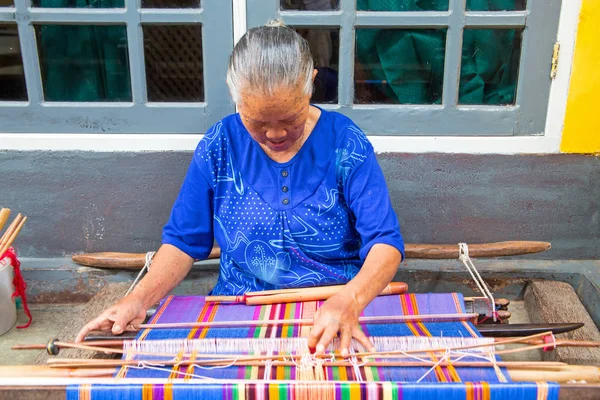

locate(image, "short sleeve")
[[162, 153, 214, 260], [345, 149, 405, 261]]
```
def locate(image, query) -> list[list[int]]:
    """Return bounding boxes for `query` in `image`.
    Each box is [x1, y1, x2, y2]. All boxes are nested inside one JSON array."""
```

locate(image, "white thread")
[[125, 251, 155, 297], [122, 336, 497, 359], [416, 349, 451, 383], [129, 361, 218, 380], [348, 348, 364, 382], [458, 243, 497, 321]]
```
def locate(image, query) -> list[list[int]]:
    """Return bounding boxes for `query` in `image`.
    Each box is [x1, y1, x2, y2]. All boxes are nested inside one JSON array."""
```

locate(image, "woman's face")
[[238, 83, 312, 154]]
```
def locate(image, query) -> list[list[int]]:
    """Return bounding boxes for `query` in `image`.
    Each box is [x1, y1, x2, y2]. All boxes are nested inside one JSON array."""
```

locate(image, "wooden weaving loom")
[[2, 241, 600, 399]]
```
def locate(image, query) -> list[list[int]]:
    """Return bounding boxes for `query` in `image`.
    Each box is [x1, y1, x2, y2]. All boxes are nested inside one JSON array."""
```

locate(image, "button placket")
[[280, 169, 290, 206]]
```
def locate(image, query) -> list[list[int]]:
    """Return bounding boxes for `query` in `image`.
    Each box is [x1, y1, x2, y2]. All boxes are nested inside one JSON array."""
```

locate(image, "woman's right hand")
[[75, 295, 147, 342]]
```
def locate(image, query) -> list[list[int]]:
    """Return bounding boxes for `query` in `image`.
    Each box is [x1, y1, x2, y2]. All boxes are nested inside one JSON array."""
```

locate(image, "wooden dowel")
[[0, 208, 10, 233], [0, 365, 115, 378], [4, 363, 596, 383], [47, 359, 568, 370], [208, 282, 409, 305], [0, 213, 20, 246], [205, 295, 244, 303], [0, 216, 26, 256], [70, 241, 552, 269], [405, 241, 551, 259], [133, 313, 478, 330], [245, 283, 407, 305]]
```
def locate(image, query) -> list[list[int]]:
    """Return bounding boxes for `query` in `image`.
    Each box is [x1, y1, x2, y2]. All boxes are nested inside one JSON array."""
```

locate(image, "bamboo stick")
[[2, 364, 597, 383], [207, 282, 409, 305], [0, 365, 115, 378], [23, 332, 552, 363], [0, 216, 27, 256], [17, 336, 600, 353], [0, 208, 10, 233], [133, 313, 478, 330], [47, 359, 568, 370], [0, 213, 21, 246]]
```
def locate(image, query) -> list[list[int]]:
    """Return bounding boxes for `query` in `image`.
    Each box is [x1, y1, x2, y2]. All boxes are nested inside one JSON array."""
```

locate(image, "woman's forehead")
[[240, 89, 308, 121]]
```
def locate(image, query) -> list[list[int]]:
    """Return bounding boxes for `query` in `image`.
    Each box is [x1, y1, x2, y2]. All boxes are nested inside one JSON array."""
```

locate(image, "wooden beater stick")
[[71, 241, 552, 269], [207, 282, 409, 305], [0, 216, 27, 256], [0, 208, 10, 233]]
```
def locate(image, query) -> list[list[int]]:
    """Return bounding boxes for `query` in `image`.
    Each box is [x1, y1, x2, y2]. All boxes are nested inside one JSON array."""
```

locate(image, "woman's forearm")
[[344, 243, 402, 310], [129, 244, 195, 309]]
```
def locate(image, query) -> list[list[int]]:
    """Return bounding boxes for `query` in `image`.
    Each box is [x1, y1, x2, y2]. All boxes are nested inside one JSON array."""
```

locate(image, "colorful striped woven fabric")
[[66, 293, 560, 399]]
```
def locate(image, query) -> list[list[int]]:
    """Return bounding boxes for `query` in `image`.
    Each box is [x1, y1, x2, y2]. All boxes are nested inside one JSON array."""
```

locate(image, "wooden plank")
[[524, 280, 600, 365], [33, 283, 130, 364]]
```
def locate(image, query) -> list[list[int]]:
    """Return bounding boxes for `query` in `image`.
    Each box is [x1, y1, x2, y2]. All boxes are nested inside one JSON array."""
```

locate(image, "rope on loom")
[[125, 251, 155, 297], [458, 243, 497, 322]]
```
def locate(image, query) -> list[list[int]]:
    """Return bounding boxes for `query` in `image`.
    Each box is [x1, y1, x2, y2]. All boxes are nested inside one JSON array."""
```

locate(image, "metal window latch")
[[551, 42, 560, 79]]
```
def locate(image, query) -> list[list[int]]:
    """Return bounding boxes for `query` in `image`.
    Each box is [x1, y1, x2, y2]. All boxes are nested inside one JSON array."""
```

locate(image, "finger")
[[307, 321, 326, 353], [316, 323, 339, 355], [75, 315, 110, 343], [110, 310, 134, 335], [353, 326, 376, 353], [339, 326, 353, 358]]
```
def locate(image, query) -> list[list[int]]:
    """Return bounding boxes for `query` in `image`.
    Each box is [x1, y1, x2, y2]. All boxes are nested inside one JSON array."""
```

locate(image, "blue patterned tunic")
[[163, 108, 404, 295]]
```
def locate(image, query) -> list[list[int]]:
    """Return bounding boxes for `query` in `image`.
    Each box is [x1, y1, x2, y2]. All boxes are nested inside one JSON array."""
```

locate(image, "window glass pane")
[[357, 0, 449, 11], [142, 0, 199, 9], [355, 29, 446, 104], [466, 0, 525, 11], [36, 25, 131, 102], [32, 0, 124, 8], [281, 0, 339, 11], [459, 29, 522, 105], [292, 27, 339, 104], [0, 0, 13, 6], [0, 25, 27, 101], [143, 25, 204, 102]]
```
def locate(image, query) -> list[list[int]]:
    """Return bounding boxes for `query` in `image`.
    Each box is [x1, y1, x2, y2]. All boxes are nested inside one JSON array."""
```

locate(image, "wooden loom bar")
[[1, 365, 598, 383], [132, 313, 479, 330], [206, 282, 409, 305], [44, 359, 569, 369], [0, 383, 597, 399], [71, 241, 552, 269]]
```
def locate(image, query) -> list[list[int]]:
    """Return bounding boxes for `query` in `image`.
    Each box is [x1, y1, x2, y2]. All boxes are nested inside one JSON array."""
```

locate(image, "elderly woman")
[[77, 22, 404, 357]]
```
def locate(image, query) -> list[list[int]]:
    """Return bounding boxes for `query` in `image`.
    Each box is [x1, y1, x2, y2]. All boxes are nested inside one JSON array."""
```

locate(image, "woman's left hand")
[[307, 291, 376, 358]]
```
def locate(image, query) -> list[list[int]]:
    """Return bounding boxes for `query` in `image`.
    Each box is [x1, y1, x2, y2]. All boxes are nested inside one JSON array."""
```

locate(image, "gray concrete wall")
[[0, 151, 598, 259]]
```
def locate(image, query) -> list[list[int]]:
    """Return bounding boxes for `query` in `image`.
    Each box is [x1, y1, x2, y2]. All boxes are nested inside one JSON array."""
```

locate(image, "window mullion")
[[14, 0, 43, 104], [337, 0, 356, 107], [442, 0, 466, 107], [125, 0, 146, 105]]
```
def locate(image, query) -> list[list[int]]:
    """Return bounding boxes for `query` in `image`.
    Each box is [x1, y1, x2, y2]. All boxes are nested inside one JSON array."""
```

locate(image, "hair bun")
[[265, 19, 286, 28]]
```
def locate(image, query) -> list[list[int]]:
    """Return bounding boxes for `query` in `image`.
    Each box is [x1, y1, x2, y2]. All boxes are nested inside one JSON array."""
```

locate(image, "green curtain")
[[355, 0, 521, 104], [38, 0, 131, 102]]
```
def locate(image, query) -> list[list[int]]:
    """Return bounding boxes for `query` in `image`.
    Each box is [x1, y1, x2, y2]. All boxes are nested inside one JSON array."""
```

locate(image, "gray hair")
[[227, 20, 314, 104]]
